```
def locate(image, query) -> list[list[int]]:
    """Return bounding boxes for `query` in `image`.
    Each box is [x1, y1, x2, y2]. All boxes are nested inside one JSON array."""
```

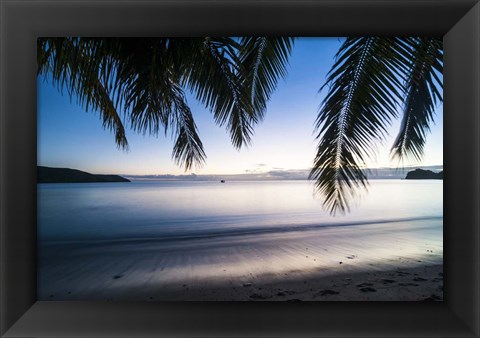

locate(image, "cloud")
[[264, 169, 309, 180]]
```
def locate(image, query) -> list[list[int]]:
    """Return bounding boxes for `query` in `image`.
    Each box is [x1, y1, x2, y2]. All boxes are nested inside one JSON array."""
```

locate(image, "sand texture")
[[38, 218, 443, 301]]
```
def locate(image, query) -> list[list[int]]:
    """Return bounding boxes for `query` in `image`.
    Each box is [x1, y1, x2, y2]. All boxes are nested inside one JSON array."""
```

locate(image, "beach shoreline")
[[38, 218, 443, 301], [49, 263, 443, 302]]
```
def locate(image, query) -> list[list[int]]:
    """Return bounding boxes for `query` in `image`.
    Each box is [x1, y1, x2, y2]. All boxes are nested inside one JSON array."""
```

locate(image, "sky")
[[37, 38, 443, 176]]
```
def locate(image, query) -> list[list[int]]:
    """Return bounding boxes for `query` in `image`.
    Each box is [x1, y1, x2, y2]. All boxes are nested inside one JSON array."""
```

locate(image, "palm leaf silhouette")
[[38, 38, 128, 149], [37, 37, 294, 169], [181, 37, 255, 149], [391, 37, 443, 161], [311, 37, 442, 214], [239, 37, 293, 121]]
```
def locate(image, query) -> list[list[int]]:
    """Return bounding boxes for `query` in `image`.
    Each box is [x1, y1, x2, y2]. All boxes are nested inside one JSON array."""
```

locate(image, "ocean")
[[37, 179, 442, 242], [37, 179, 443, 300]]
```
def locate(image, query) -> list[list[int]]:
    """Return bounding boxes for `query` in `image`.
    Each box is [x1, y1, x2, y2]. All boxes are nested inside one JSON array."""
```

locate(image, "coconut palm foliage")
[[37, 37, 294, 170], [310, 37, 443, 214]]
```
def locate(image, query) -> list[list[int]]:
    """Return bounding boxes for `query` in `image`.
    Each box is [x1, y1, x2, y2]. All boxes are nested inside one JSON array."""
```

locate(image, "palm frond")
[[181, 37, 258, 149], [37, 38, 128, 149], [102, 38, 207, 169], [113, 39, 173, 135], [310, 37, 412, 215], [391, 37, 443, 161], [38, 37, 296, 169], [169, 84, 206, 170], [239, 37, 294, 120]]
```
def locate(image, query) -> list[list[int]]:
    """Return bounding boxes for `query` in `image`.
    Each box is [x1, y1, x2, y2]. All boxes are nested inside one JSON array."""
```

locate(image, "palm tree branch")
[[169, 84, 206, 170], [391, 37, 443, 161], [239, 37, 294, 120], [37, 38, 128, 149], [182, 37, 256, 149], [310, 37, 410, 214]]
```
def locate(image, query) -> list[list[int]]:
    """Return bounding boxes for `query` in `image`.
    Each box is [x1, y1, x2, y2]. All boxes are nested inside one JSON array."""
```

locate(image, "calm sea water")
[[37, 179, 443, 242]]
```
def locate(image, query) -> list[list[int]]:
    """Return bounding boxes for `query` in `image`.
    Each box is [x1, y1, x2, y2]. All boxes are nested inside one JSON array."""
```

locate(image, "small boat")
[[220, 180, 225, 183]]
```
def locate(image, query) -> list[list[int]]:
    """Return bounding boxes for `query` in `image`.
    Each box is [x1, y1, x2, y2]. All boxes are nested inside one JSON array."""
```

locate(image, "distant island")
[[38, 166, 130, 183], [405, 169, 443, 180]]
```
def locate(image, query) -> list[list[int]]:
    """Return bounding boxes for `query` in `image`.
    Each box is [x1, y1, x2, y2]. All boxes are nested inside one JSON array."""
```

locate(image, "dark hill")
[[38, 166, 130, 183], [405, 169, 443, 180]]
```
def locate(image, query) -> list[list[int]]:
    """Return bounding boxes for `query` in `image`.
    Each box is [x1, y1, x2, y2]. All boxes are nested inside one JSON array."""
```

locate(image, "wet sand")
[[38, 218, 443, 301]]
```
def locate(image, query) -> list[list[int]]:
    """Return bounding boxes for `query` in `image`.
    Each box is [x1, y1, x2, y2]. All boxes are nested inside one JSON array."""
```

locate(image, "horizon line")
[[37, 164, 443, 180], [121, 165, 443, 180]]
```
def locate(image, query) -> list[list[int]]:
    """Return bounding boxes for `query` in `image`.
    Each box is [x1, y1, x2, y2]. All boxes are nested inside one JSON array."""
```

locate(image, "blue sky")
[[38, 38, 443, 176]]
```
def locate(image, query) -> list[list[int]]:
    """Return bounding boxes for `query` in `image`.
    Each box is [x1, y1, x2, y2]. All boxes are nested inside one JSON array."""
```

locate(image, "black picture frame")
[[1, 0, 479, 337]]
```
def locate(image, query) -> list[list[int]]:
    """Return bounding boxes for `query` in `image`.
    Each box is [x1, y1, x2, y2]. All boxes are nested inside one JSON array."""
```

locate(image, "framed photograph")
[[35, 35, 445, 303], [1, 0, 479, 337]]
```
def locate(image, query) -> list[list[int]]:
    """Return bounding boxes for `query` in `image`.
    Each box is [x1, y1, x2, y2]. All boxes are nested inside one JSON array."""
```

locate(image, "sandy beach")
[[38, 217, 443, 301]]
